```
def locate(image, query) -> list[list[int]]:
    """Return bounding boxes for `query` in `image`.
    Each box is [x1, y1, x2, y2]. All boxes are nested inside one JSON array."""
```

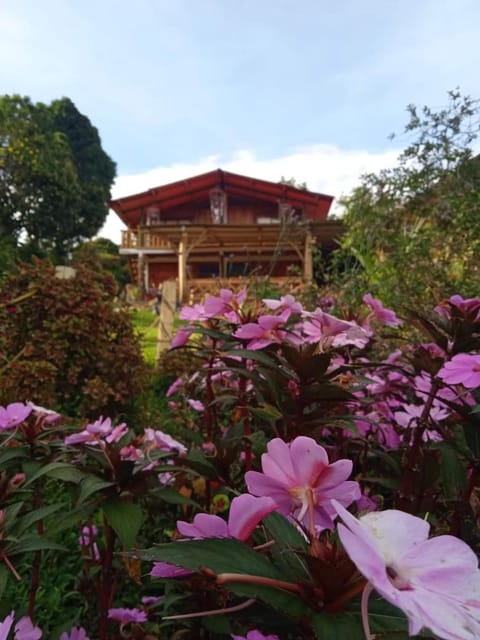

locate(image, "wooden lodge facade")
[[110, 169, 343, 301]]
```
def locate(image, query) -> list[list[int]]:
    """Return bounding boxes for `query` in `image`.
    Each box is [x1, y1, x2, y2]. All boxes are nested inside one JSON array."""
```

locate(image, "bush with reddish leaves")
[[0, 259, 147, 417]]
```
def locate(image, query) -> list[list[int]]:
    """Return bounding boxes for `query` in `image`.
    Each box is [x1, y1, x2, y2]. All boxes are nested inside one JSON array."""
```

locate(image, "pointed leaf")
[[103, 499, 143, 549]]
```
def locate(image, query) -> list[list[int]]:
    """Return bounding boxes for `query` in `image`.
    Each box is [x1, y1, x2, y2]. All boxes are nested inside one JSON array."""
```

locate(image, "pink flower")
[[108, 608, 147, 624], [203, 288, 246, 319], [176, 494, 276, 542], [166, 377, 183, 397], [363, 293, 402, 327], [179, 303, 208, 321], [59, 628, 90, 640], [233, 311, 289, 350], [334, 500, 480, 640], [144, 428, 187, 455], [437, 354, 480, 389], [263, 294, 303, 314], [14, 617, 42, 640], [26, 402, 61, 424], [150, 562, 192, 578], [0, 612, 14, 640], [231, 631, 279, 640], [302, 310, 369, 349], [65, 417, 117, 446], [187, 399, 205, 412], [171, 325, 194, 348], [0, 402, 32, 430], [105, 423, 128, 444], [245, 437, 360, 532]]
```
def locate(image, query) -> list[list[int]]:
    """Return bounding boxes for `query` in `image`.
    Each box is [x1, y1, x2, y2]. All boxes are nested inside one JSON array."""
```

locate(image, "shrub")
[[0, 258, 148, 417]]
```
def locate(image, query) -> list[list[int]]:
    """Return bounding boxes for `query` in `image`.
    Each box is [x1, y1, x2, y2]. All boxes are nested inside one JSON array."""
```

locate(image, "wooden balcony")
[[121, 229, 173, 251]]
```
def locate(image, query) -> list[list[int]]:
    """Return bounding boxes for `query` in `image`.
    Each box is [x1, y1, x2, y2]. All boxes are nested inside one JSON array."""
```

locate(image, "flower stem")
[[361, 582, 374, 640]]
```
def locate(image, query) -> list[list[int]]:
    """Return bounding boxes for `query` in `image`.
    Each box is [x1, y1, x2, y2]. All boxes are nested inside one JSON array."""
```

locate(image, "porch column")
[[137, 251, 145, 297], [303, 231, 314, 283], [178, 228, 188, 303]]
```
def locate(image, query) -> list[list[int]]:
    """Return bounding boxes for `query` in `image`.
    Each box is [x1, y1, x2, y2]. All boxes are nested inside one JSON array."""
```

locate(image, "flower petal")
[[228, 494, 276, 541]]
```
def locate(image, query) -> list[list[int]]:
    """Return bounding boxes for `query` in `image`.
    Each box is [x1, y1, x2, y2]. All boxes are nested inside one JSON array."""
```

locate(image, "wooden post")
[[155, 280, 177, 363], [178, 228, 187, 303], [137, 251, 145, 297], [303, 231, 314, 283]]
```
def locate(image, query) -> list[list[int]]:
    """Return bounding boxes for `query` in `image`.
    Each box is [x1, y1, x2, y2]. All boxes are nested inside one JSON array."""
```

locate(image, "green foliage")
[[0, 94, 115, 262], [72, 238, 131, 293], [335, 89, 480, 309], [0, 258, 147, 416]]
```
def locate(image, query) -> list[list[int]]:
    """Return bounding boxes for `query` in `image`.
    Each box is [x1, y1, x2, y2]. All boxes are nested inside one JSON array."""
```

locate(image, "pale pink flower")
[[231, 631, 279, 640], [263, 294, 303, 314], [150, 562, 192, 578], [179, 303, 208, 321], [302, 310, 369, 349], [177, 494, 276, 542], [144, 428, 187, 456], [0, 402, 32, 430], [59, 627, 90, 640], [187, 399, 205, 412], [203, 288, 246, 319], [0, 612, 14, 640], [27, 402, 61, 424], [363, 293, 402, 327], [65, 417, 115, 446], [14, 616, 42, 640], [233, 311, 289, 350], [171, 325, 194, 348], [437, 354, 480, 389], [108, 608, 147, 624], [334, 500, 480, 640], [245, 437, 360, 531], [166, 377, 183, 397], [105, 422, 128, 444]]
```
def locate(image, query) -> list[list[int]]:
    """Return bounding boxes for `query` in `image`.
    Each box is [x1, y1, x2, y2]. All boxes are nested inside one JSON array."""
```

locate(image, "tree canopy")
[[335, 90, 480, 309], [0, 95, 116, 262]]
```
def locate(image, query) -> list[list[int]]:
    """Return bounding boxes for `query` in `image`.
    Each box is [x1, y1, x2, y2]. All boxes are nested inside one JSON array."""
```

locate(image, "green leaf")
[[16, 503, 64, 535], [47, 504, 95, 535], [43, 463, 86, 483], [131, 537, 307, 616], [78, 476, 114, 503], [263, 512, 308, 551], [23, 461, 79, 487], [250, 404, 283, 424], [436, 441, 466, 500], [0, 564, 9, 599], [0, 447, 29, 465], [103, 499, 143, 549], [154, 487, 201, 507], [186, 448, 218, 478], [223, 348, 279, 369], [7, 534, 66, 554]]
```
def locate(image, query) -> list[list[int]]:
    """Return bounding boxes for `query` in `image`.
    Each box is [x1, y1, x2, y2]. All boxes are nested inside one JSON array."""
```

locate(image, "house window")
[[209, 188, 227, 223]]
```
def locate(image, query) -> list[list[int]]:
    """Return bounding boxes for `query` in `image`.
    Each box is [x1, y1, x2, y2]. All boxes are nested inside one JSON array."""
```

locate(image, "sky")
[[1, 0, 480, 242]]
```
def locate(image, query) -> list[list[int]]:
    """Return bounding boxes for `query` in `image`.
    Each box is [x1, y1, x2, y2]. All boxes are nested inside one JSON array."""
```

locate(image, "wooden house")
[[110, 169, 343, 301]]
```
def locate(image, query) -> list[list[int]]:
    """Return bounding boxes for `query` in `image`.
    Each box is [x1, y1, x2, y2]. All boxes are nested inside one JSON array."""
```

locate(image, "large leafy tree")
[[0, 95, 115, 262], [335, 90, 480, 309]]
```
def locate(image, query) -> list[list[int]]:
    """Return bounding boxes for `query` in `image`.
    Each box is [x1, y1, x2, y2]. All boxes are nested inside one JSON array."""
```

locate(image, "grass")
[[131, 308, 159, 367]]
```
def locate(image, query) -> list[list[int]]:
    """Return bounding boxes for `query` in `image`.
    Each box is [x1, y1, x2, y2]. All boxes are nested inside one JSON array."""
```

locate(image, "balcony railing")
[[121, 230, 173, 251]]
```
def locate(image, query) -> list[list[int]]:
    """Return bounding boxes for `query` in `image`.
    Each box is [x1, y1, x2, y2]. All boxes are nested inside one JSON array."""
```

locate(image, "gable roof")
[[109, 168, 334, 227]]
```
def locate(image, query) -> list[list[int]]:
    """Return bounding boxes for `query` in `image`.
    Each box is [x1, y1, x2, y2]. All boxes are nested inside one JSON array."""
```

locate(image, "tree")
[[0, 95, 116, 262], [335, 90, 480, 309]]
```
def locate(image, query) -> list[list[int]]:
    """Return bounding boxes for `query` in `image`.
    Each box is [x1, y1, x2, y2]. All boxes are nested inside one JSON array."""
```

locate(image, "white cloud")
[[100, 144, 400, 243]]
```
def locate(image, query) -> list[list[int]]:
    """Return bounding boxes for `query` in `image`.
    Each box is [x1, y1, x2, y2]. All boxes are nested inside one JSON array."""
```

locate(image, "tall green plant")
[[336, 89, 480, 309]]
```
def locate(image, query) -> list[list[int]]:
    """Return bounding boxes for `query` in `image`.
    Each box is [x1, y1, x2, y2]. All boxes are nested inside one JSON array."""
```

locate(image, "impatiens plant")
[[1, 289, 480, 639]]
